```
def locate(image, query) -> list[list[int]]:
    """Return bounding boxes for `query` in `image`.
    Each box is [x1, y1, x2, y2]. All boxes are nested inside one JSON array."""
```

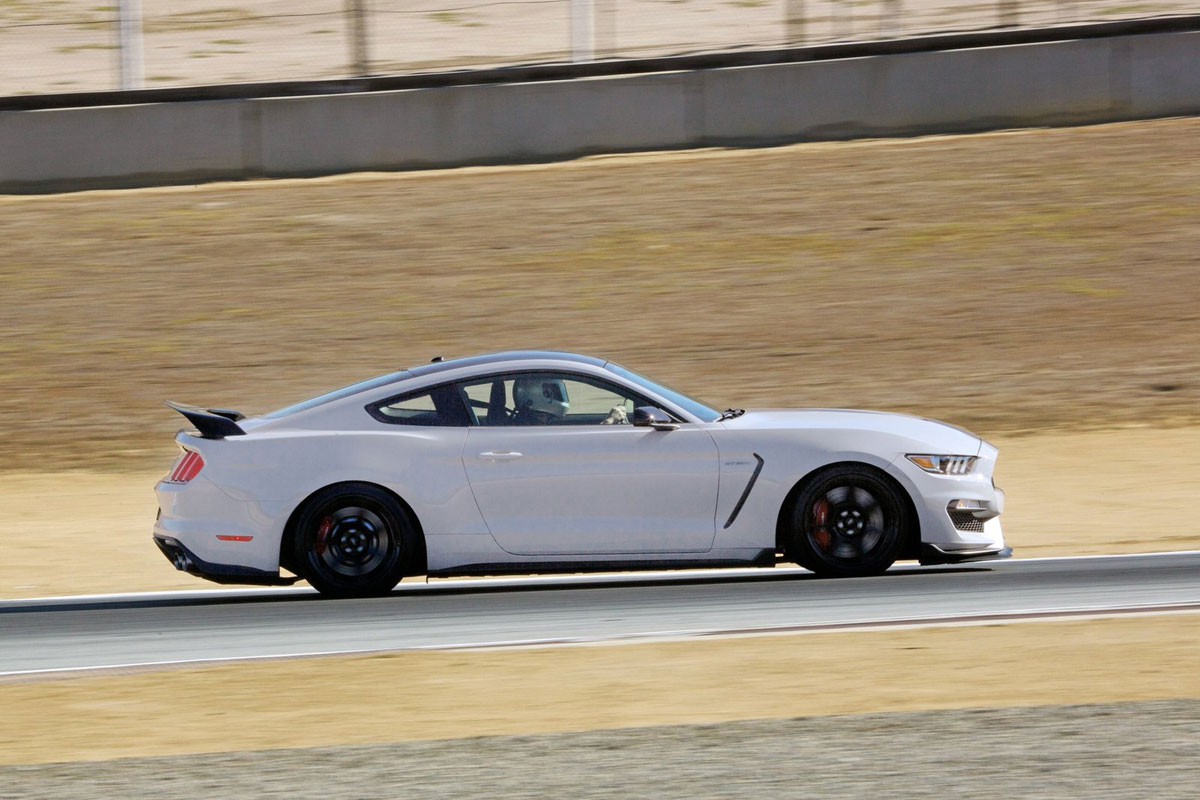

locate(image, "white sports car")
[[154, 351, 1009, 597]]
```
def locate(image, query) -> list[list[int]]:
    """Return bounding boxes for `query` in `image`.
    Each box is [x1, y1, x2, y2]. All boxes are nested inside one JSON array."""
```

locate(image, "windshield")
[[605, 363, 722, 422], [262, 370, 411, 420]]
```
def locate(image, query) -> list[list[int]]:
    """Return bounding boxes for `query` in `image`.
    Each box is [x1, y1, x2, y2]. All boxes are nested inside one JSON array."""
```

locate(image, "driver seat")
[[484, 379, 509, 426]]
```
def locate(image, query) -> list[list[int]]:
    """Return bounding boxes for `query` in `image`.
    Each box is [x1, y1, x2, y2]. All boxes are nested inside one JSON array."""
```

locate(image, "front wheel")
[[787, 465, 910, 578], [293, 483, 415, 598]]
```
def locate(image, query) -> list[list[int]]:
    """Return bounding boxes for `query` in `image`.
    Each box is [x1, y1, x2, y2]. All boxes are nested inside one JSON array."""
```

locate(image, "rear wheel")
[[294, 483, 414, 598], [787, 465, 909, 578]]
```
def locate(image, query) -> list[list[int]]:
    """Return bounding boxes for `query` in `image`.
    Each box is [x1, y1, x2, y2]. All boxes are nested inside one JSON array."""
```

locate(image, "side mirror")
[[632, 406, 680, 431]]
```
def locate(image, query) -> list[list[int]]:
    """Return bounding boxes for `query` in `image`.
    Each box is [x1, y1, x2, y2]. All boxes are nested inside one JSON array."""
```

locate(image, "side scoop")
[[164, 400, 246, 439]]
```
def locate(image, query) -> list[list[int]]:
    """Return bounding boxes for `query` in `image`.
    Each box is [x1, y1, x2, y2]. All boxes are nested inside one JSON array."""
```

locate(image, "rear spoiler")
[[164, 401, 246, 439]]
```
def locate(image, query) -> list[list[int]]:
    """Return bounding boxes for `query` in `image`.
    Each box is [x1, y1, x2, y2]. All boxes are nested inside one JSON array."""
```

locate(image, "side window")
[[460, 373, 657, 427], [563, 379, 636, 421], [460, 378, 517, 427], [368, 385, 468, 427]]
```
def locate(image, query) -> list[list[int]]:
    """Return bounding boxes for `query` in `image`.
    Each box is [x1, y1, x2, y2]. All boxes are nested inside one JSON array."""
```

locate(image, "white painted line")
[[1005, 550, 1200, 563], [3, 568, 816, 606], [3, 602, 1196, 679], [4, 551, 1195, 606], [5, 551, 1198, 607], [0, 586, 317, 605]]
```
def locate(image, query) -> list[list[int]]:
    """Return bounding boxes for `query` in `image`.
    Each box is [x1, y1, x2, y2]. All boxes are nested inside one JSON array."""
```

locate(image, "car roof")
[[256, 351, 614, 425], [405, 350, 608, 378]]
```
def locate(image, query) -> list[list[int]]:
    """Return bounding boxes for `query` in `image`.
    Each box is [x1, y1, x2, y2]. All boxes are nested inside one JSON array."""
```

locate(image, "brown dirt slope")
[[2, 117, 1199, 472]]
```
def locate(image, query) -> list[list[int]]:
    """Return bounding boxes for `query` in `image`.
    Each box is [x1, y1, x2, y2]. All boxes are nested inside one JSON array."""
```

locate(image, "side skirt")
[[428, 549, 777, 578]]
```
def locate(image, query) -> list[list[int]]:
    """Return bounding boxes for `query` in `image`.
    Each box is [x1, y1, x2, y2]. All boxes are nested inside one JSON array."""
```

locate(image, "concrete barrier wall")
[[0, 101, 248, 188], [2, 30, 1197, 192], [255, 73, 698, 175]]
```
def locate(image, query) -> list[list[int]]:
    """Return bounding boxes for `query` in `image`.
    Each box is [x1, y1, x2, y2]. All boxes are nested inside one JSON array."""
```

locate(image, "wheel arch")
[[774, 459, 922, 561], [279, 480, 428, 578]]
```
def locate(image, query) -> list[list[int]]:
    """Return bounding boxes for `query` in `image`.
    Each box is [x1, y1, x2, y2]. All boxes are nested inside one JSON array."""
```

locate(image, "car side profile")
[[154, 351, 1009, 597]]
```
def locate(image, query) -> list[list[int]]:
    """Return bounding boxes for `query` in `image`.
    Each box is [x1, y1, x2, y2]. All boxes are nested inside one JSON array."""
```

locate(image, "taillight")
[[165, 450, 204, 484]]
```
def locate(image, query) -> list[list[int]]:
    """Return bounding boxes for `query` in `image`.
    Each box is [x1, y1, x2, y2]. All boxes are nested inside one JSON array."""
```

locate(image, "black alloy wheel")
[[294, 483, 414, 598], [788, 465, 909, 577]]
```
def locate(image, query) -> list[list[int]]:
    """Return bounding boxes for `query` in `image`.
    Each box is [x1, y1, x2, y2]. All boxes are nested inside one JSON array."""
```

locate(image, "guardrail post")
[[116, 0, 144, 90], [347, 0, 371, 76], [571, 0, 596, 62], [785, 0, 805, 45]]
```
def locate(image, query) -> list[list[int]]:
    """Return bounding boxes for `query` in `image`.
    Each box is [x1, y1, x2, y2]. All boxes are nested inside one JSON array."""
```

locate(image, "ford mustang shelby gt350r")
[[154, 351, 1009, 597]]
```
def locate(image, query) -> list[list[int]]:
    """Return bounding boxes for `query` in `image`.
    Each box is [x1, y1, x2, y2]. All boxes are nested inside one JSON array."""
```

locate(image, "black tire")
[[293, 483, 415, 598], [786, 465, 910, 578]]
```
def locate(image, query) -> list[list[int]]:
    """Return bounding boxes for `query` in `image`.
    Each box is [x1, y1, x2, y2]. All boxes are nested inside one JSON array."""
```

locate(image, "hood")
[[725, 408, 985, 455]]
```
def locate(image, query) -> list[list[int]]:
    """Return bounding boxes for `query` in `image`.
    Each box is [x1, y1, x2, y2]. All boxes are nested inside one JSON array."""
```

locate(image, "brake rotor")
[[315, 516, 333, 555], [811, 498, 831, 550]]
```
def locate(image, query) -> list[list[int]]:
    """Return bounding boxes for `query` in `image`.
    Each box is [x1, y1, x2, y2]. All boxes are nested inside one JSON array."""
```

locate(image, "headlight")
[[906, 454, 978, 475]]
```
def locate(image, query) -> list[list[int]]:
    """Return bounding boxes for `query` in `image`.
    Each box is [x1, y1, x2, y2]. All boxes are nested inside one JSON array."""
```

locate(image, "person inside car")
[[511, 377, 570, 424]]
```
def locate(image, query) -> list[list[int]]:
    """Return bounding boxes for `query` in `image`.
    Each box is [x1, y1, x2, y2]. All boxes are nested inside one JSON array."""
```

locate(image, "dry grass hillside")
[[2, 117, 1198, 471]]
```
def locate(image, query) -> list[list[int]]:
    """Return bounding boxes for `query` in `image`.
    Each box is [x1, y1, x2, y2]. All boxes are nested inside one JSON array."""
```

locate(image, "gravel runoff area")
[[2, 700, 1197, 799]]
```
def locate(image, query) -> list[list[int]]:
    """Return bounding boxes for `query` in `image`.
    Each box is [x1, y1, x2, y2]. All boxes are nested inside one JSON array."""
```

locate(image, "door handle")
[[478, 451, 523, 460]]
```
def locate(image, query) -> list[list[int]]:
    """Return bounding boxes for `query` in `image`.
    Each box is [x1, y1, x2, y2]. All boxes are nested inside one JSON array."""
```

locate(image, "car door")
[[459, 372, 720, 555]]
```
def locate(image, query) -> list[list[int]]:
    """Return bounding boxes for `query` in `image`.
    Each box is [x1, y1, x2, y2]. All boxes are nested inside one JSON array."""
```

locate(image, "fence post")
[[785, 0, 805, 46], [347, 0, 371, 76], [879, 0, 901, 38], [116, 0, 144, 90], [571, 0, 596, 62], [833, 0, 852, 40], [997, 0, 1020, 28], [596, 0, 616, 58]]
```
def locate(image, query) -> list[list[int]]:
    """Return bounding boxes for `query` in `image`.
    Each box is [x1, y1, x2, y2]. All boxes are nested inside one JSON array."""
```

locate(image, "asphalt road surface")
[[2, 553, 1198, 675]]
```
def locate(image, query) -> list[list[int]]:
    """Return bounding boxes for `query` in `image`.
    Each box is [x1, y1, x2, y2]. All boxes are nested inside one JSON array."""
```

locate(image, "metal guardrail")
[[1, 1, 1198, 99], [2, 14, 1198, 112]]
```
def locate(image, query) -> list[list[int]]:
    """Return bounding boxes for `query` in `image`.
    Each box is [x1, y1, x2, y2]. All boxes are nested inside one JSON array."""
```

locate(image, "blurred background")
[[2, 3, 1199, 794], [3, 122, 1199, 473], [3, 0, 1198, 94]]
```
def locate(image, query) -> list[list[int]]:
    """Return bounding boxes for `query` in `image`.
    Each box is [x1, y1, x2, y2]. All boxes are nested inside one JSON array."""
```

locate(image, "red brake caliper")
[[812, 499, 831, 550], [315, 516, 333, 555]]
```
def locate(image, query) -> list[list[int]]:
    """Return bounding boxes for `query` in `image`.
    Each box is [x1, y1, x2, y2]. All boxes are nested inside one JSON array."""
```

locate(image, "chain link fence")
[[2, 0, 1196, 96]]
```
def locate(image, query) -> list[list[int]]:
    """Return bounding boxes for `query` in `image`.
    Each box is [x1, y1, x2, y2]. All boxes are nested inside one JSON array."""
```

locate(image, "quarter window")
[[367, 385, 468, 427]]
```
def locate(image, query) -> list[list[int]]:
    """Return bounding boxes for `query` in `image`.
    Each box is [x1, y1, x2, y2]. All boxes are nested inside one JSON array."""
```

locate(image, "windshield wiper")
[[718, 408, 745, 421]]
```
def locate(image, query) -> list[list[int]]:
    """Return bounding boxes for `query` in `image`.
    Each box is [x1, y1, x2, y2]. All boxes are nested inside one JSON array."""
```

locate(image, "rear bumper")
[[155, 474, 288, 573], [919, 544, 1014, 565], [153, 535, 298, 586]]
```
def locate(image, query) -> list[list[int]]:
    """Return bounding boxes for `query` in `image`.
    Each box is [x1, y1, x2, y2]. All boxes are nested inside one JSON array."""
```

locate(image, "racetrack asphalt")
[[2, 553, 1198, 675]]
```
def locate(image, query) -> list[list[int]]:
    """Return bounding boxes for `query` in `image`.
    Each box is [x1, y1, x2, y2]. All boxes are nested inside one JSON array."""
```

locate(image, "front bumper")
[[892, 449, 1008, 556], [153, 535, 298, 586], [920, 544, 1013, 565]]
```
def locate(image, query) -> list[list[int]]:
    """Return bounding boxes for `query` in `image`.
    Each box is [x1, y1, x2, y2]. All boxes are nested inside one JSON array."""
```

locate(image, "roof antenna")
[[430, 355, 444, 363]]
